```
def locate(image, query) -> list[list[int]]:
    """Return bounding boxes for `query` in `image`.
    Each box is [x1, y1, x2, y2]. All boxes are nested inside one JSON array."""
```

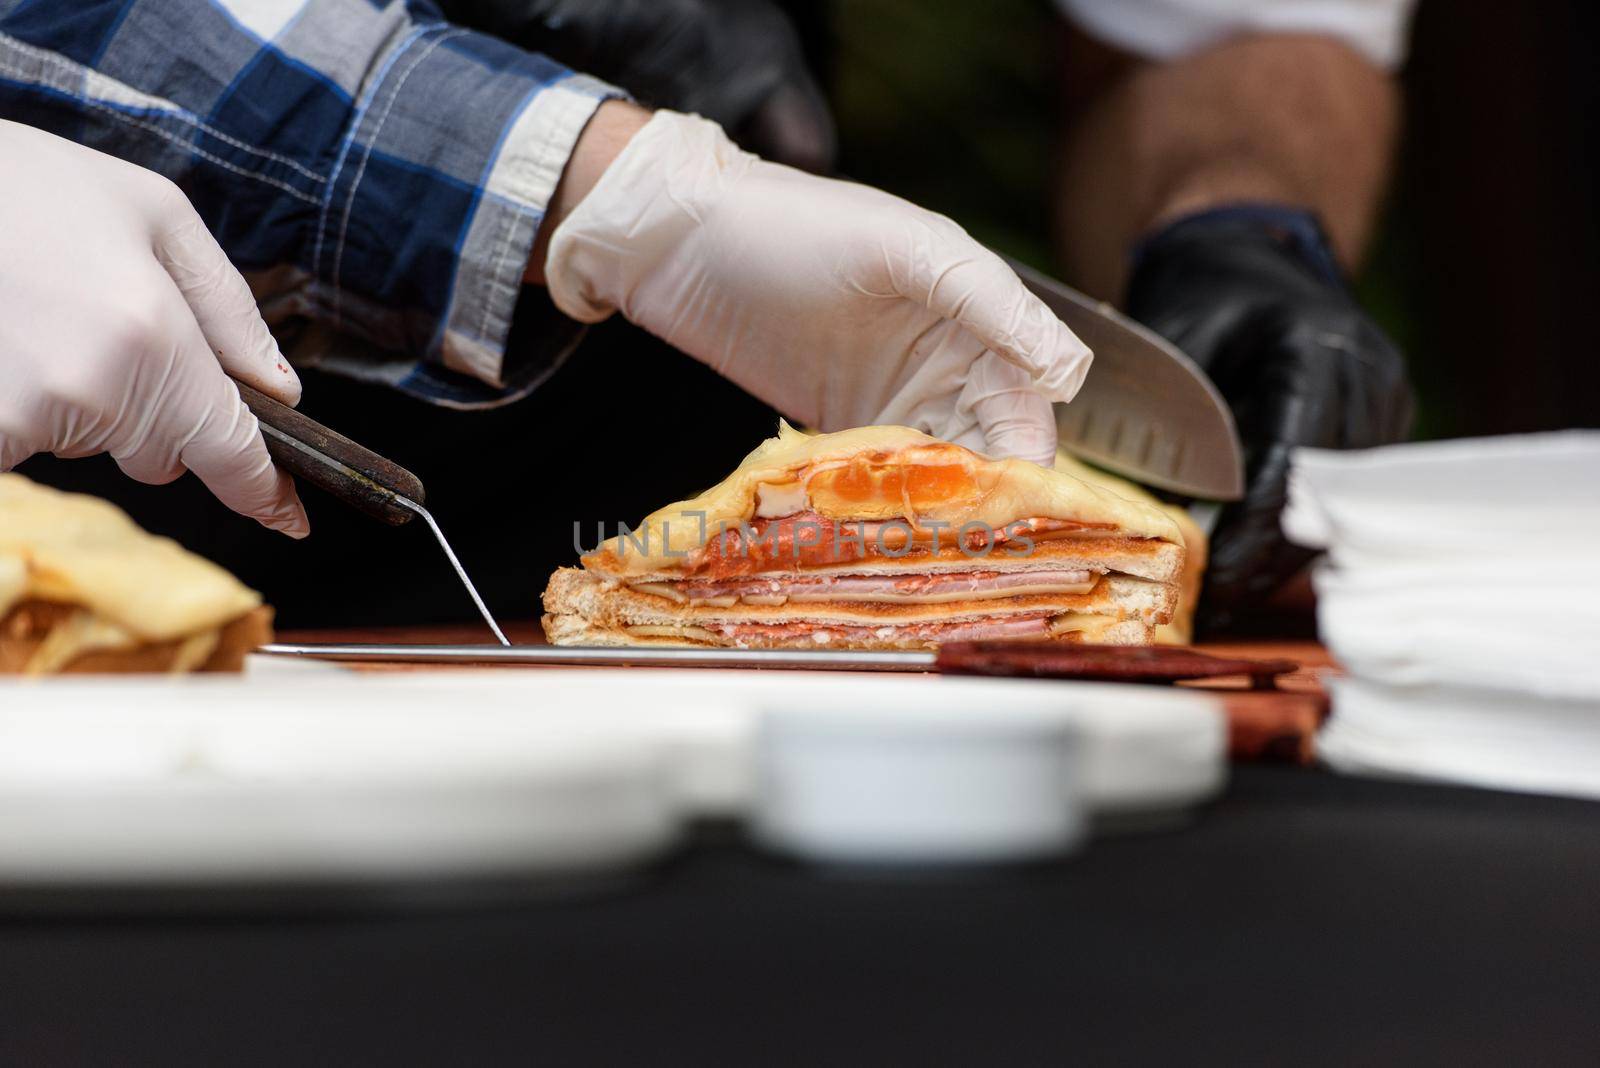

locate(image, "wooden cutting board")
[[275, 625, 1333, 764], [1183, 640, 1332, 763]]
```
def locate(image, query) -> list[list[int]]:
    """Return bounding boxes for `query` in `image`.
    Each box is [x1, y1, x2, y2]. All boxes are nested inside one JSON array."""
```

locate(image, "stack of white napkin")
[[1284, 431, 1600, 799]]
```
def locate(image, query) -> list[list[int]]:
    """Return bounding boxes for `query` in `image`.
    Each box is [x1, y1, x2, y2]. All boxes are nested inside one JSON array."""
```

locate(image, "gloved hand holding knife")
[[1055, 27, 1416, 631], [539, 106, 1093, 468], [438, 0, 1091, 465], [1128, 207, 1412, 628]]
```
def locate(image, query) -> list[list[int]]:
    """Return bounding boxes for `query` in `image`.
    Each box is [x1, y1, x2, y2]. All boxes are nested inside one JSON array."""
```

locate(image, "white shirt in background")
[[1057, 0, 1420, 70]]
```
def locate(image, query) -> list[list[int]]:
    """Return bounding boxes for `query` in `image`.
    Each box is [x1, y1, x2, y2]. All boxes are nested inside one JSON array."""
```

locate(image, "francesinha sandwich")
[[542, 424, 1185, 650], [0, 474, 273, 675]]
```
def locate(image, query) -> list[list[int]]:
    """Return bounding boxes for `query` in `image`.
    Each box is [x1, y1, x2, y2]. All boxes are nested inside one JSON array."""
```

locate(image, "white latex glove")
[[0, 121, 307, 536], [546, 111, 1091, 465]]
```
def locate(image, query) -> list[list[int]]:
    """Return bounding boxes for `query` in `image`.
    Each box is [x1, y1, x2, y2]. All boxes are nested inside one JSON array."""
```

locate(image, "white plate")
[[0, 678, 682, 888], [243, 651, 351, 677], [393, 670, 1229, 821], [0, 670, 1225, 888]]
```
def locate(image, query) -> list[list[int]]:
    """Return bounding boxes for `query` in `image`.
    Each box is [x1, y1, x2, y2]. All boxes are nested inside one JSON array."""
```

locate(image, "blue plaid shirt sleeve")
[[0, 0, 624, 408]]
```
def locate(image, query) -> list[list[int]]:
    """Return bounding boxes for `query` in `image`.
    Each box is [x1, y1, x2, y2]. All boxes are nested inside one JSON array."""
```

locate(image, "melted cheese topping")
[[754, 481, 808, 519], [0, 474, 261, 642], [587, 423, 1183, 576]]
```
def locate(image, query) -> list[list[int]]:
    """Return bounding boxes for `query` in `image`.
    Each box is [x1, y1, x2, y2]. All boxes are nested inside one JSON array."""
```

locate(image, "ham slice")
[[705, 614, 1054, 646], [664, 568, 1099, 606]]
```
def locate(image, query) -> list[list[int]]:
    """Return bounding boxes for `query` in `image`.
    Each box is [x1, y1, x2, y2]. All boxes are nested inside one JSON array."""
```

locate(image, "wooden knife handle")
[[235, 380, 425, 526], [934, 642, 1299, 685]]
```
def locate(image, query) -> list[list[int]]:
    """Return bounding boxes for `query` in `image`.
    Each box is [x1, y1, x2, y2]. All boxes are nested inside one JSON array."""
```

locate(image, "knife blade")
[[1001, 255, 1245, 501], [260, 642, 933, 671], [256, 641, 1298, 685]]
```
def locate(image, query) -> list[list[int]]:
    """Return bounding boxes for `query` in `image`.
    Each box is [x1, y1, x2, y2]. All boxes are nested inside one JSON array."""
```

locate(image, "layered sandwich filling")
[[542, 424, 1186, 650], [681, 510, 1117, 579], [635, 568, 1100, 607]]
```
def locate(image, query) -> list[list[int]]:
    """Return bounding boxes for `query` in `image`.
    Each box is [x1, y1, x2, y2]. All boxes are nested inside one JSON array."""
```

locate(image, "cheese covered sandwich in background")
[[0, 474, 272, 675], [543, 424, 1187, 650]]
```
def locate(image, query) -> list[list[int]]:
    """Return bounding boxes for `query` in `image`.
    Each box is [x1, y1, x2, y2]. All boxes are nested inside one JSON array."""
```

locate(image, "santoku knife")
[[1001, 255, 1245, 502]]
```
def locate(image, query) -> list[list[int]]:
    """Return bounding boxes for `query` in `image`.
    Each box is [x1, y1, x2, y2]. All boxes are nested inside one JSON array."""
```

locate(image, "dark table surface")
[[1, 765, 1597, 1066]]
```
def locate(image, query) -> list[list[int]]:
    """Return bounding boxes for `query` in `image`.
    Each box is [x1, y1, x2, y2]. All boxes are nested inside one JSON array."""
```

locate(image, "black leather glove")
[[1126, 206, 1413, 633], [434, 0, 836, 172]]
